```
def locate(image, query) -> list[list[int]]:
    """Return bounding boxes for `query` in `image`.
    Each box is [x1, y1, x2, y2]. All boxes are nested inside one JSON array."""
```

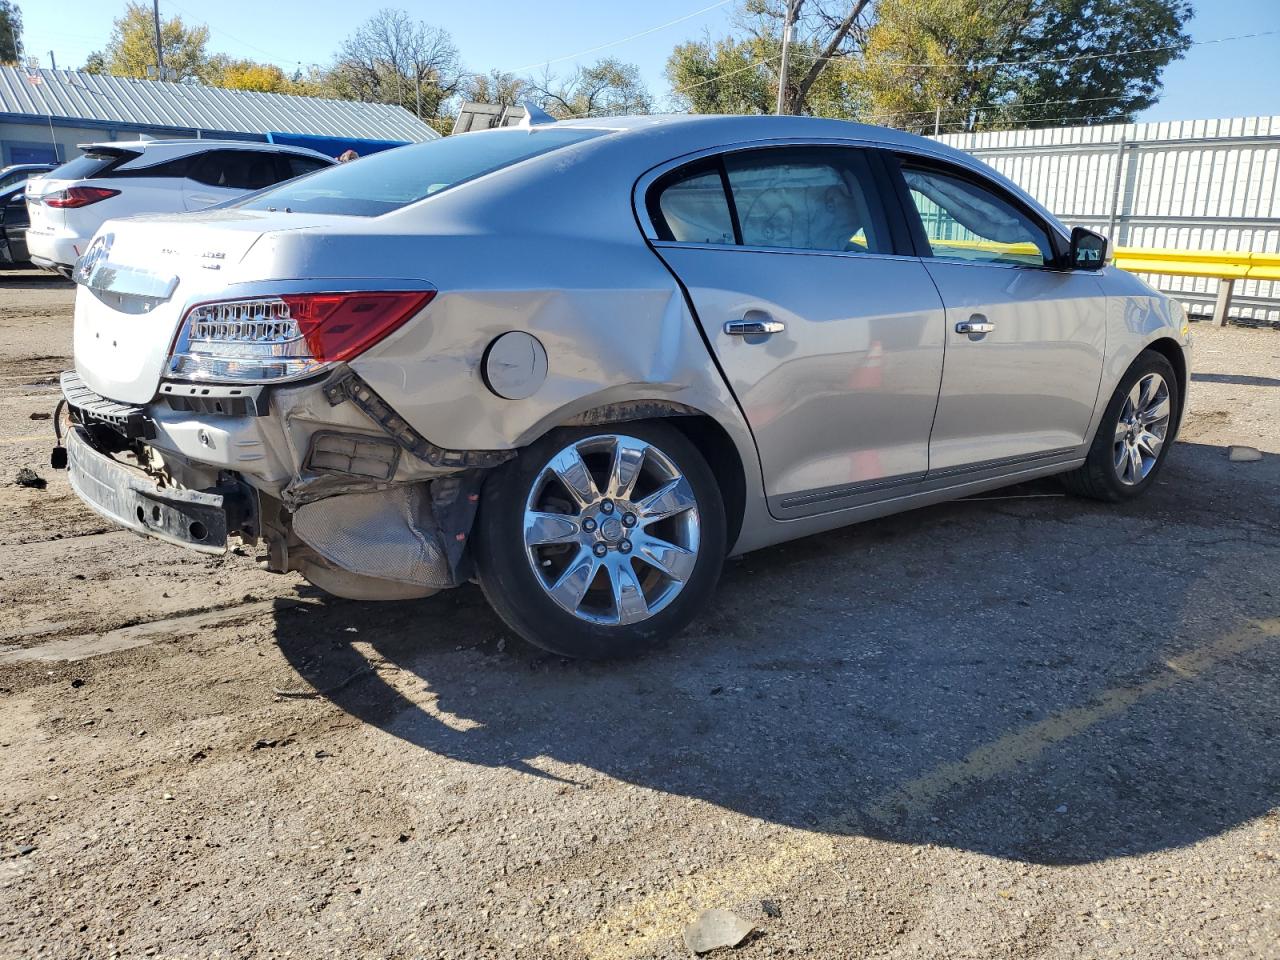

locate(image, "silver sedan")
[[58, 114, 1190, 658]]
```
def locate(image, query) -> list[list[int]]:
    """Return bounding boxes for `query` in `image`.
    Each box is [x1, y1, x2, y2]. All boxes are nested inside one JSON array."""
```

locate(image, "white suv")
[[26, 139, 334, 276]]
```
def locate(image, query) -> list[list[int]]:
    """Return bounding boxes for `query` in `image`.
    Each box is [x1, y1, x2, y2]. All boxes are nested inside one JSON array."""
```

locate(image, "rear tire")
[[474, 421, 726, 659], [1061, 350, 1179, 502]]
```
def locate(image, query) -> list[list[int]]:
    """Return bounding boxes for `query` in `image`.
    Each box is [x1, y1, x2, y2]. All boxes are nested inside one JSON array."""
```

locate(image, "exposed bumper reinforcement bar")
[[65, 427, 253, 555]]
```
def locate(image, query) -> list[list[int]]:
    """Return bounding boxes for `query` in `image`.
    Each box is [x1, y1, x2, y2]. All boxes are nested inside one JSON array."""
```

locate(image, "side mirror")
[[1069, 226, 1108, 271]]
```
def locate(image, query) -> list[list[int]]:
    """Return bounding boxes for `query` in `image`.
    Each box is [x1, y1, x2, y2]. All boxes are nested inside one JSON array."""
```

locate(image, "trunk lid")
[[72, 210, 317, 404]]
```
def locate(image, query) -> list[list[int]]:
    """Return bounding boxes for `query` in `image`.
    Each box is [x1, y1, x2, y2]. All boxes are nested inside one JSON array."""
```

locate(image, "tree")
[[987, 0, 1193, 127], [460, 69, 527, 109], [0, 1, 21, 66], [859, 0, 1192, 132], [86, 1, 215, 82], [857, 0, 1030, 131], [666, 1, 872, 117], [328, 8, 463, 132], [214, 58, 299, 94], [525, 58, 652, 118]]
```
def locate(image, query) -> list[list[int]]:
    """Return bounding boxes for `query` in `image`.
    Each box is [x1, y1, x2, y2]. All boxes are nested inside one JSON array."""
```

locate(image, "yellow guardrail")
[[1111, 246, 1280, 325], [1112, 247, 1280, 282], [927, 238, 1277, 325]]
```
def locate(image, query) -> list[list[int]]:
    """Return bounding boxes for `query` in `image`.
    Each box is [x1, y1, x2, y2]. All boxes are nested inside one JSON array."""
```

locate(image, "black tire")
[[1061, 349, 1179, 502], [474, 421, 727, 659]]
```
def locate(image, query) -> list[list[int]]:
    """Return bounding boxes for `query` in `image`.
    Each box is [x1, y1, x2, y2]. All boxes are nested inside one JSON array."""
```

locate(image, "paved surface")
[[1, 269, 1278, 959]]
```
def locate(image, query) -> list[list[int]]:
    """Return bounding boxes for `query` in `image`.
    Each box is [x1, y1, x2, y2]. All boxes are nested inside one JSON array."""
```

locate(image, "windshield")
[[238, 127, 607, 217]]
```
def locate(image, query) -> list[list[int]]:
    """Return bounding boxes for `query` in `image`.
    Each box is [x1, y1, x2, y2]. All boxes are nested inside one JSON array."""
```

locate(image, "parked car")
[[25, 139, 334, 276], [55, 115, 1189, 659], [0, 162, 57, 192], [0, 182, 36, 265]]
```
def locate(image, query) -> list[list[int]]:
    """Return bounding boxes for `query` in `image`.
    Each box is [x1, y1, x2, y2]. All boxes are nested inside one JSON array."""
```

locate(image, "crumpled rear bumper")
[[65, 425, 255, 555]]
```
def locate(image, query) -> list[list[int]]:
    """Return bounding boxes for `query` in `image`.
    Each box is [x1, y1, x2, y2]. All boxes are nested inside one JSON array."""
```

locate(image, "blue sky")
[[20, 0, 1280, 122]]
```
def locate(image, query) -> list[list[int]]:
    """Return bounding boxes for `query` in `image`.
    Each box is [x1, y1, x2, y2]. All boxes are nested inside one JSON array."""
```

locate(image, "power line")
[[508, 0, 734, 74], [866, 91, 1135, 125], [672, 54, 781, 94], [164, 0, 302, 67], [824, 27, 1277, 71]]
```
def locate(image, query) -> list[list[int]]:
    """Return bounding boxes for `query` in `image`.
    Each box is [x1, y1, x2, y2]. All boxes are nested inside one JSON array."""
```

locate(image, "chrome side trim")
[[769, 446, 1083, 519], [778, 471, 926, 512], [926, 446, 1080, 481]]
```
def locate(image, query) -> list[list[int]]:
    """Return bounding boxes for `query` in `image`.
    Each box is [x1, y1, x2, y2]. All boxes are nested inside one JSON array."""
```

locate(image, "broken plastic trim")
[[323, 371, 513, 469]]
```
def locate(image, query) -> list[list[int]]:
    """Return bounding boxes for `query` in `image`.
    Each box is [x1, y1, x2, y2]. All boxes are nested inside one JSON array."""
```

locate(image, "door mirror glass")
[[1069, 227, 1108, 270]]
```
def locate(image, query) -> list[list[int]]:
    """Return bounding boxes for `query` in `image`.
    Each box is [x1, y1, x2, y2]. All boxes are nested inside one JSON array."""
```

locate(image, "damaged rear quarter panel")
[[346, 233, 750, 454]]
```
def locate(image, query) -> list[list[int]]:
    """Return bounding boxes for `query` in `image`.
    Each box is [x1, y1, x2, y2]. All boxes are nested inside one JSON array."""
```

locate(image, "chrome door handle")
[[956, 318, 995, 335], [725, 318, 785, 336]]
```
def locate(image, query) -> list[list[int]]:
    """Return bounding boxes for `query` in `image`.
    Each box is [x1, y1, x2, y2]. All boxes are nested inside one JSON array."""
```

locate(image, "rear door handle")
[[956, 316, 995, 335], [725, 317, 785, 336]]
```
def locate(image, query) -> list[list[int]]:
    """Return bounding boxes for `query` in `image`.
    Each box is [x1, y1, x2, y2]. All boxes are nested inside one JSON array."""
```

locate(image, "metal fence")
[[936, 115, 1280, 326]]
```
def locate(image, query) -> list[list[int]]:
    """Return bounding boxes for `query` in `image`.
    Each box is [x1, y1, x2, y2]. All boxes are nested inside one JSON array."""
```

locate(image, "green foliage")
[[861, 0, 1192, 132], [669, 0, 1191, 131], [87, 1, 215, 82], [667, 35, 775, 115], [0, 0, 20, 66], [986, 0, 1194, 127], [461, 70, 527, 109], [527, 58, 652, 119]]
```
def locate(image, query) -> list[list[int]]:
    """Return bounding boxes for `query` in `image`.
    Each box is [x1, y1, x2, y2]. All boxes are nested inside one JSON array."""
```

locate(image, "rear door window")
[[653, 164, 736, 245], [723, 148, 892, 254], [189, 150, 283, 190], [281, 155, 331, 179]]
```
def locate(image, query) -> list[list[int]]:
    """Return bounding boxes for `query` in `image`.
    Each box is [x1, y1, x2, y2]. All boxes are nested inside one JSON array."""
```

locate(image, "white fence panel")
[[936, 116, 1280, 325]]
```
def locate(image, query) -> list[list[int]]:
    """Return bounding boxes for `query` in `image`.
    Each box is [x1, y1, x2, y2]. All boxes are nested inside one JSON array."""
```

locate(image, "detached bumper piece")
[[60, 370, 153, 440], [65, 427, 254, 555]]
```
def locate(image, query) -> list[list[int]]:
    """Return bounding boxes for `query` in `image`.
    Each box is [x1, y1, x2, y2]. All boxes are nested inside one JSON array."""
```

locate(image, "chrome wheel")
[[1113, 372, 1171, 486], [523, 434, 701, 626]]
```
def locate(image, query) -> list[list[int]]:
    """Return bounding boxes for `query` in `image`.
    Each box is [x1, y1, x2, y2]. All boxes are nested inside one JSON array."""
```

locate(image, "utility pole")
[[934, 105, 941, 136], [152, 0, 165, 79], [48, 50, 57, 71], [775, 0, 796, 115]]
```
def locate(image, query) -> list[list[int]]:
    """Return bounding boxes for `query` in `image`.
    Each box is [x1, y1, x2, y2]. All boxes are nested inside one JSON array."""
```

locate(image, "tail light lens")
[[44, 186, 121, 208], [168, 290, 435, 383]]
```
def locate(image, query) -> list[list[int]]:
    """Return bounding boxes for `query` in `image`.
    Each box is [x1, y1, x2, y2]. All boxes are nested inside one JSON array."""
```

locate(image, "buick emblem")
[[73, 232, 113, 286]]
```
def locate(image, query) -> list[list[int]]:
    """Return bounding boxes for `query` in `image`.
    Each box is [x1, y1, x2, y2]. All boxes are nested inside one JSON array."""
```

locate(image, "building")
[[452, 102, 527, 134], [0, 66, 439, 167]]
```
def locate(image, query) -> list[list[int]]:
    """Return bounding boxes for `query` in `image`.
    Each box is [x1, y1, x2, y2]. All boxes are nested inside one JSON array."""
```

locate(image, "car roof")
[[555, 113, 977, 165], [76, 138, 334, 163], [542, 114, 1060, 232]]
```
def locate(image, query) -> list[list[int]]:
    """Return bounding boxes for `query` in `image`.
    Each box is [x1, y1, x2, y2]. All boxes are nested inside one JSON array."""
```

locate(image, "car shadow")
[[1191, 372, 1280, 388], [273, 439, 1280, 866]]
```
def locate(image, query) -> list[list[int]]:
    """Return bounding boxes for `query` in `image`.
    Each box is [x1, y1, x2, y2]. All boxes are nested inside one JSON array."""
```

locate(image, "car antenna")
[[518, 99, 556, 129]]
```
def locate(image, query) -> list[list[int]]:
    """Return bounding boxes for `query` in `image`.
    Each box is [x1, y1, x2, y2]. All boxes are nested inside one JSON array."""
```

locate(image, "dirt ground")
[[1, 268, 1278, 960]]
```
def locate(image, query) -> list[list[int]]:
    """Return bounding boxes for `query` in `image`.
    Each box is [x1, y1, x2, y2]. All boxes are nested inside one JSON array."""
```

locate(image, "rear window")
[[238, 128, 606, 217], [50, 151, 133, 181]]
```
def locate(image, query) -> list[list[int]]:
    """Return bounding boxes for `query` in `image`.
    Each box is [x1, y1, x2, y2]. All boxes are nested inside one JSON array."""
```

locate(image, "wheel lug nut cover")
[[619, 540, 631, 553], [593, 543, 608, 557], [622, 513, 636, 527], [583, 518, 596, 532], [601, 500, 614, 514]]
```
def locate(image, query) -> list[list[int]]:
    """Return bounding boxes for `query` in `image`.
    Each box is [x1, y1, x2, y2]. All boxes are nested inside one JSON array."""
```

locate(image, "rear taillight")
[[44, 186, 121, 208], [168, 290, 435, 383]]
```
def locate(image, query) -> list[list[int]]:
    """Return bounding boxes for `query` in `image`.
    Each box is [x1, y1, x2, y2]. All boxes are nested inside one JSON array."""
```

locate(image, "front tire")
[[474, 422, 727, 659], [1061, 350, 1179, 501]]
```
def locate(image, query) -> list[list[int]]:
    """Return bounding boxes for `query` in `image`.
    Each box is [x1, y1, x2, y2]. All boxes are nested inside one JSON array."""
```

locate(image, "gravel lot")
[[1, 269, 1278, 960]]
